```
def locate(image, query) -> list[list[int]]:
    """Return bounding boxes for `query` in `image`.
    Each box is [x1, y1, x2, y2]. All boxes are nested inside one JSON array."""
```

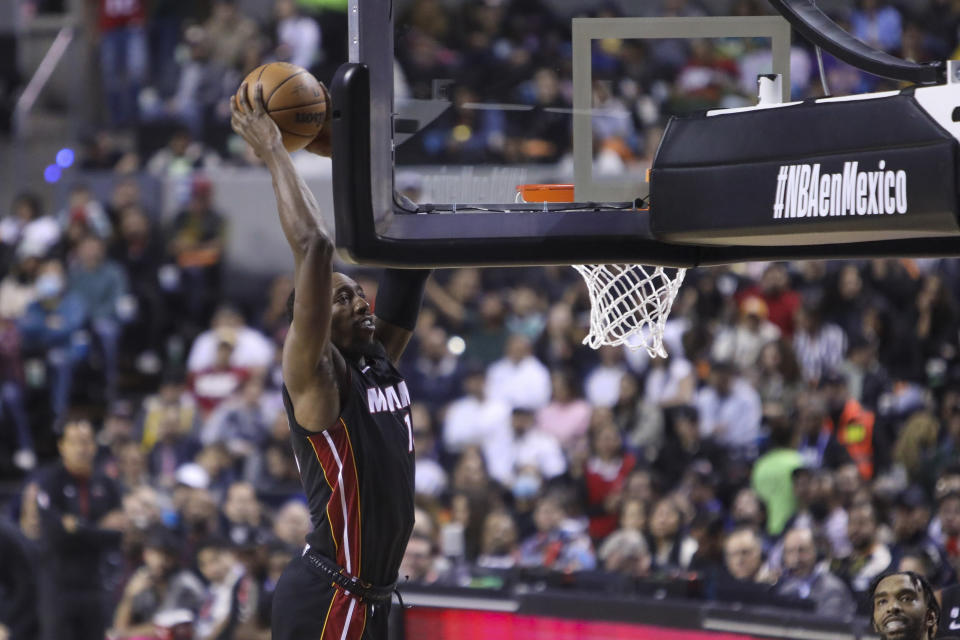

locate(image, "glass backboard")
[[391, 6, 791, 207]]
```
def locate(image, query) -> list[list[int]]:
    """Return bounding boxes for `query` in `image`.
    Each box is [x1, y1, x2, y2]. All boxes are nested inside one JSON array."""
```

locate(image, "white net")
[[572, 263, 686, 358], [514, 184, 686, 358]]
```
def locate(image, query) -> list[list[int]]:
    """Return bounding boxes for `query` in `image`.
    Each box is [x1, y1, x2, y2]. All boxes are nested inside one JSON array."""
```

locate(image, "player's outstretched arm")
[[231, 82, 343, 429]]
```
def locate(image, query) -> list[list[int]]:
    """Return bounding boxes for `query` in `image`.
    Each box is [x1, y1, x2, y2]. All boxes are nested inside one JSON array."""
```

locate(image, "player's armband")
[[375, 269, 432, 331]]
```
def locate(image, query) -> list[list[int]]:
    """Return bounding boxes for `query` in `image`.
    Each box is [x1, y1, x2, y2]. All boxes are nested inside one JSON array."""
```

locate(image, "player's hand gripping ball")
[[233, 62, 330, 154]]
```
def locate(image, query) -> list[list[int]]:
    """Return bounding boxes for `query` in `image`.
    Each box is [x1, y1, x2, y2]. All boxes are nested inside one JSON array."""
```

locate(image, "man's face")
[[224, 484, 259, 524], [939, 496, 960, 537], [481, 512, 517, 555], [724, 530, 762, 581], [330, 274, 374, 352], [620, 500, 646, 532], [761, 265, 787, 294], [848, 504, 877, 551], [273, 503, 311, 547], [198, 548, 231, 583], [399, 537, 432, 582], [783, 529, 817, 577], [872, 575, 935, 640], [793, 472, 815, 507], [712, 369, 733, 395], [512, 411, 535, 436], [893, 506, 930, 542], [59, 421, 96, 476], [77, 237, 104, 270], [533, 498, 563, 533], [835, 464, 863, 504], [823, 382, 848, 413], [505, 334, 531, 363], [593, 423, 621, 459], [463, 372, 485, 398], [732, 490, 763, 528], [650, 500, 680, 540], [144, 547, 174, 579]]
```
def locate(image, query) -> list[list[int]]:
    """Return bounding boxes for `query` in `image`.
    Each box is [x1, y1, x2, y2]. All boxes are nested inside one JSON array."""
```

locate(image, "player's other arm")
[[230, 82, 343, 430], [375, 268, 432, 364]]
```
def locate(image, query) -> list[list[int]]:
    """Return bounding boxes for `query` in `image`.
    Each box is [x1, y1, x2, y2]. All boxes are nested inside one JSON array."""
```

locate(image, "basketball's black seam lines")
[[275, 126, 314, 139], [255, 64, 268, 100], [268, 100, 328, 114], [266, 70, 308, 107]]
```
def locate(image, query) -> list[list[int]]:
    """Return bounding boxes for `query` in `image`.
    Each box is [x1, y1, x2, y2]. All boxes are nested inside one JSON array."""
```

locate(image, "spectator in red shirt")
[[188, 331, 249, 417], [740, 263, 802, 337], [88, 0, 148, 128], [582, 420, 636, 541]]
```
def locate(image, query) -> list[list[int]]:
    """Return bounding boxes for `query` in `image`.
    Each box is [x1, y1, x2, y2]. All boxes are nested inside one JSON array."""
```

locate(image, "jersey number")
[[404, 412, 414, 453]]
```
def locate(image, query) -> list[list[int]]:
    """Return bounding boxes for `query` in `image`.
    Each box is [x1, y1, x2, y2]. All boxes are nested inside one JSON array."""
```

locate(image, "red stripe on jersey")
[[307, 433, 346, 566], [340, 420, 363, 576], [309, 419, 362, 576], [320, 590, 366, 640]]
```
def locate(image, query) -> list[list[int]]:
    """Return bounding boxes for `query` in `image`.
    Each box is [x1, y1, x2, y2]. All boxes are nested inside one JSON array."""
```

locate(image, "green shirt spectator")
[[752, 442, 803, 536]]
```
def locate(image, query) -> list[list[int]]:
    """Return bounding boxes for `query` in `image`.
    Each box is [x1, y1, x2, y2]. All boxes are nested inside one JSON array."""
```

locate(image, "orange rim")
[[517, 184, 575, 203]]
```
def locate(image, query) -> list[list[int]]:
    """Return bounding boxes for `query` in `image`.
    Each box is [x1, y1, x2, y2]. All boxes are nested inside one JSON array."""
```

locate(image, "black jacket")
[[0, 519, 39, 640], [35, 462, 122, 591]]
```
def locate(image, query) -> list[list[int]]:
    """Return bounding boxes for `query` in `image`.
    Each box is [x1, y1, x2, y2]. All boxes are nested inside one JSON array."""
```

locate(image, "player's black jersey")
[[282, 345, 416, 587], [940, 584, 960, 639]]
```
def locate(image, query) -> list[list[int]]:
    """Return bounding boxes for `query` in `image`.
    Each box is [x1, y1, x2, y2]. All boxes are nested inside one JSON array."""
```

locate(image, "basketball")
[[240, 62, 329, 152]]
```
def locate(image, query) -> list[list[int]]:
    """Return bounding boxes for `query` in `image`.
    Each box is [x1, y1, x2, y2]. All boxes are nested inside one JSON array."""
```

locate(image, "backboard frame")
[[332, 0, 960, 268], [571, 16, 792, 203]]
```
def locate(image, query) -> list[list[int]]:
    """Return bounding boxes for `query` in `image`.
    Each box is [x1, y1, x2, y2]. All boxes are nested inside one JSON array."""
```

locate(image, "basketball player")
[[871, 572, 941, 640], [938, 583, 960, 639], [230, 82, 430, 640]]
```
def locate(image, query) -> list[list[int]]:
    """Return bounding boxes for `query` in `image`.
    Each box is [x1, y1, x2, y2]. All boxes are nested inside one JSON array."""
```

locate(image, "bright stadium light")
[[43, 164, 62, 183], [56, 148, 75, 168]]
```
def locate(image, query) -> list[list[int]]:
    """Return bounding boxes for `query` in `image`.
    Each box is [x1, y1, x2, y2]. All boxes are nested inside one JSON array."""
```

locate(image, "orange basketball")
[[240, 62, 329, 152]]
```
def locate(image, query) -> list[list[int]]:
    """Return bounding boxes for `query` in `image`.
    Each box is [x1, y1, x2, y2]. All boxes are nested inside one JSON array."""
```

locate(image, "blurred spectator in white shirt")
[[187, 305, 275, 373], [485, 408, 567, 488], [486, 334, 551, 411], [644, 352, 696, 408], [0, 255, 39, 320], [274, 0, 321, 70], [443, 364, 512, 455], [793, 301, 846, 385], [411, 403, 447, 498], [1, 192, 61, 260], [695, 360, 762, 455], [585, 345, 627, 408]]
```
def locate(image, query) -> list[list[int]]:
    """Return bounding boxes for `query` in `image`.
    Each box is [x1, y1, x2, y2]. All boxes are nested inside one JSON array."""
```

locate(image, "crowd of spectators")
[[25, 0, 958, 176], [6, 0, 960, 639]]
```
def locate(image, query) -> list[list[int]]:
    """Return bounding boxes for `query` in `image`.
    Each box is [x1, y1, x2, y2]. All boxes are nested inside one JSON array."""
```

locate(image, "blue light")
[[55, 148, 75, 168], [43, 164, 62, 183]]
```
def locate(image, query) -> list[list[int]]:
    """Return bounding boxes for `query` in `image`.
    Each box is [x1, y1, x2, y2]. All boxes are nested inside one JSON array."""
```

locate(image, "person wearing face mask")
[[17, 258, 88, 425]]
